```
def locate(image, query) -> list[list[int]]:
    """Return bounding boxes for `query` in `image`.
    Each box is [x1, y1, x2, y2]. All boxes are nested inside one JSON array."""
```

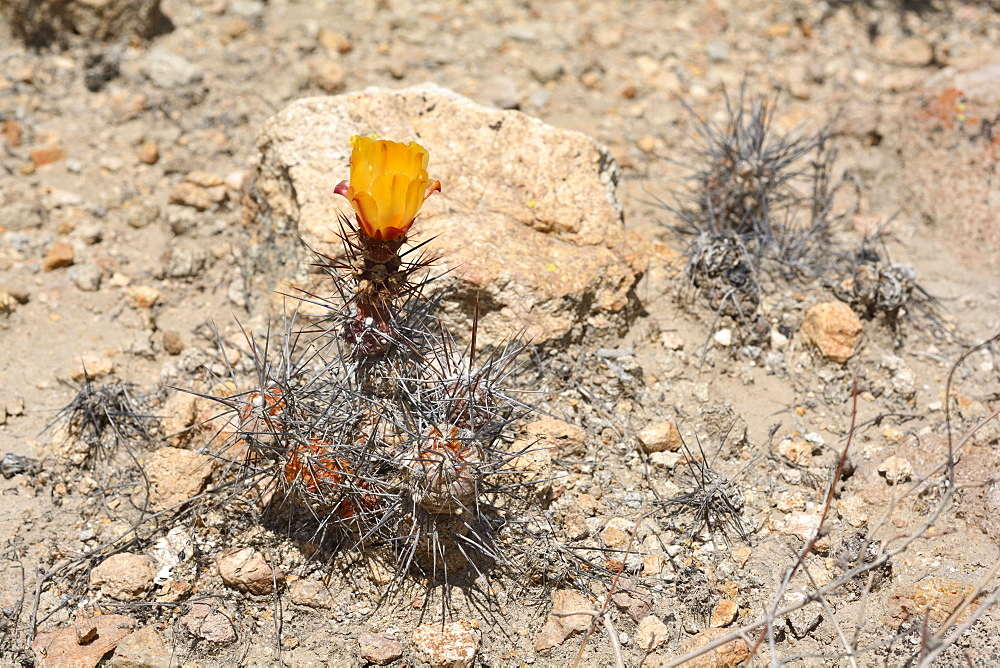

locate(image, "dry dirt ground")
[[2, 1, 1000, 666]]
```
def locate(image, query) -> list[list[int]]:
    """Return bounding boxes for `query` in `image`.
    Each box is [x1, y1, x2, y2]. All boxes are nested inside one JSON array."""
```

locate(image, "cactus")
[[217, 135, 538, 584]]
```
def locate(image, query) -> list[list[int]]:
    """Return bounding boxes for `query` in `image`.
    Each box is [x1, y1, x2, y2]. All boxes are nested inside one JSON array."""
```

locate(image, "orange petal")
[[370, 173, 408, 230], [424, 179, 442, 200], [403, 177, 425, 225], [350, 191, 380, 238]]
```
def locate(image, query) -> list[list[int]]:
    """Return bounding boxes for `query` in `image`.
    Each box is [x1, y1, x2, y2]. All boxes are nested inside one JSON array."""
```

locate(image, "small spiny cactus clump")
[[664, 88, 942, 346], [51, 377, 154, 470], [213, 135, 540, 586], [662, 88, 842, 336], [831, 238, 944, 344]]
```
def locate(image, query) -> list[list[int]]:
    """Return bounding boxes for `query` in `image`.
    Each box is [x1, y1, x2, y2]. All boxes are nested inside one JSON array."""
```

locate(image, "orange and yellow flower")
[[335, 135, 441, 242]]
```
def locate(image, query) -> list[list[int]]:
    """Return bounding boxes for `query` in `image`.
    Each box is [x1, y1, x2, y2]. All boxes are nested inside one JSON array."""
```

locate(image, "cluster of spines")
[[216, 137, 536, 584], [662, 86, 839, 326], [52, 376, 153, 469]]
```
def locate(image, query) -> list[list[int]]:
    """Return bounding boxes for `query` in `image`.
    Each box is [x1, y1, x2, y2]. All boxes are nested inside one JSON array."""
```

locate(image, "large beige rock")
[[1, 0, 168, 46], [244, 83, 643, 345]]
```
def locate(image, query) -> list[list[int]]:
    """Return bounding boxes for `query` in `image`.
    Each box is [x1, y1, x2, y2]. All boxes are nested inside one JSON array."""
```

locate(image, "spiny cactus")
[[663, 88, 841, 330], [215, 135, 539, 584]]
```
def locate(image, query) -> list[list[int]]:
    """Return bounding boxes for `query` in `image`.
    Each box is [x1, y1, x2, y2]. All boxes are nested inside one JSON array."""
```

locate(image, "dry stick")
[[944, 333, 1000, 482], [663, 389, 1000, 665], [553, 503, 649, 668], [756, 379, 860, 665], [666, 381, 860, 668], [916, 580, 1000, 667], [796, 553, 860, 668], [914, 411, 1000, 664], [552, 608, 625, 668], [807, 405, 1000, 661], [854, 405, 1000, 567], [0, 547, 27, 653], [270, 549, 284, 663]]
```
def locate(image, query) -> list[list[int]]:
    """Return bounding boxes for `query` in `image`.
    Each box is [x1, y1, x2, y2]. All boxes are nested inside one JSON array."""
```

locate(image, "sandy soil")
[[2, 1, 1000, 666]]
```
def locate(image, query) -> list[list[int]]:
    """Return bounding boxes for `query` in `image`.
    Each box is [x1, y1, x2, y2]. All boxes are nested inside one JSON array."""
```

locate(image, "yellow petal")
[[350, 137, 376, 191], [409, 141, 430, 171], [383, 141, 411, 176]]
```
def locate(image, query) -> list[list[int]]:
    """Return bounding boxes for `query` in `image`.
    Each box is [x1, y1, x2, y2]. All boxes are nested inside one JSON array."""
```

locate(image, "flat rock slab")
[[245, 83, 643, 345], [32, 615, 136, 668]]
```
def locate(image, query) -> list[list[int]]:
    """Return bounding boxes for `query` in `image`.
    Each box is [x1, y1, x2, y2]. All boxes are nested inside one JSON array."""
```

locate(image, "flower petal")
[[424, 179, 442, 200], [342, 136, 437, 241], [383, 141, 412, 176], [410, 142, 430, 171], [370, 173, 408, 231], [350, 137, 377, 192], [403, 177, 425, 227], [350, 191, 380, 238]]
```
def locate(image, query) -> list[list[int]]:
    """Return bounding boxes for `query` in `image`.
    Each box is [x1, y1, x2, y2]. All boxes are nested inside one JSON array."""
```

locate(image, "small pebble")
[[528, 57, 564, 84], [89, 553, 157, 601], [636, 134, 658, 152], [479, 76, 521, 109], [216, 547, 277, 595], [31, 146, 66, 167], [878, 456, 913, 485], [181, 603, 236, 643], [128, 285, 160, 308], [162, 330, 184, 355], [358, 632, 404, 666], [42, 242, 75, 271], [706, 39, 730, 62], [637, 421, 682, 453], [169, 182, 214, 211], [308, 56, 346, 92], [714, 328, 733, 347], [71, 355, 114, 380], [69, 264, 102, 291], [710, 599, 738, 627], [138, 141, 160, 164], [124, 203, 159, 228], [635, 615, 670, 651]]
